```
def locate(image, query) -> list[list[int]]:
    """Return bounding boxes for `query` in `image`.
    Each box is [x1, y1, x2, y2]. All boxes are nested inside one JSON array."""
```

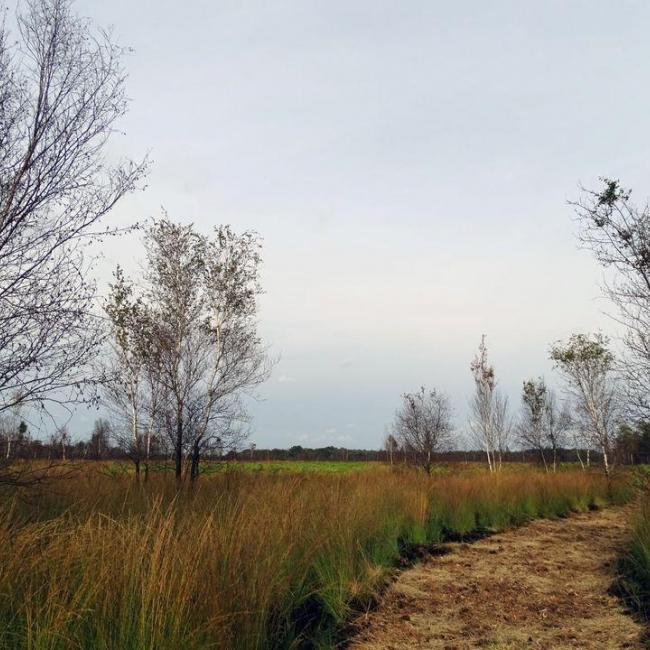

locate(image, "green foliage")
[[550, 332, 613, 367], [522, 378, 546, 418]]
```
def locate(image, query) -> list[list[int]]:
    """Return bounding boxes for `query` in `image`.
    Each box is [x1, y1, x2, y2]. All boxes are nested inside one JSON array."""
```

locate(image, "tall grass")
[[0, 465, 630, 649], [616, 474, 650, 620]]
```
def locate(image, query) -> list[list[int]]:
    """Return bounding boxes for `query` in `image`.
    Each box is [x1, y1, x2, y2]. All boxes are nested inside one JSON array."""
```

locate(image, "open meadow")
[[0, 462, 634, 650]]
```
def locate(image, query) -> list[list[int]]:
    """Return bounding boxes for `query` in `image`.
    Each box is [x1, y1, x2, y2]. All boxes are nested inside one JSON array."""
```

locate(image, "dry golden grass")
[[0, 464, 630, 649]]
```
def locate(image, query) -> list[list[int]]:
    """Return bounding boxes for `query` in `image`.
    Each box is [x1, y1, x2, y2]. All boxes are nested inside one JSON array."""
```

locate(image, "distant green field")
[[94, 459, 388, 476], [199, 460, 385, 474]]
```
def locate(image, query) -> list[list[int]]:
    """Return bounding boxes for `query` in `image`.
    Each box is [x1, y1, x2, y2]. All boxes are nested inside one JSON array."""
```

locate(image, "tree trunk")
[[540, 448, 548, 472], [485, 447, 493, 472], [144, 429, 151, 482], [576, 446, 585, 470], [175, 414, 183, 481], [190, 442, 200, 482], [602, 446, 610, 478]]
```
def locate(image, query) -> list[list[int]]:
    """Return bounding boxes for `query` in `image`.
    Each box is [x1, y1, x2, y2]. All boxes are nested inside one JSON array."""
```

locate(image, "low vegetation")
[[0, 464, 631, 649]]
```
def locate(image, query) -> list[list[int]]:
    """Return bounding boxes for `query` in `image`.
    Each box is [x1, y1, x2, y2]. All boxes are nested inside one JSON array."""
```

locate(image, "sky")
[[50, 0, 650, 448]]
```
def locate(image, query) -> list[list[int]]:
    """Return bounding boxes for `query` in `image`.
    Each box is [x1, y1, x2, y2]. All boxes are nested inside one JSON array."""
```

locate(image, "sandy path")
[[348, 507, 644, 649]]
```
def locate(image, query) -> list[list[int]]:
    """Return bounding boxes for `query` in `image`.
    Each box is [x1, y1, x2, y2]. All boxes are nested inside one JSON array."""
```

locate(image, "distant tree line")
[[1, 417, 632, 467]]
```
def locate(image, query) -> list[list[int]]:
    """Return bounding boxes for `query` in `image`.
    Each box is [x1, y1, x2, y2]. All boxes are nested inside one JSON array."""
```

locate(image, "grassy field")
[[0, 463, 632, 649], [197, 460, 387, 474], [99, 460, 391, 477]]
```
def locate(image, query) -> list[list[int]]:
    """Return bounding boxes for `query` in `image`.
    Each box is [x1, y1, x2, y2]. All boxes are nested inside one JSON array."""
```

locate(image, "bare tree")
[[492, 392, 512, 470], [0, 409, 27, 460], [572, 179, 650, 421], [383, 432, 399, 465], [550, 333, 620, 477], [468, 335, 511, 471], [89, 418, 110, 461], [50, 425, 71, 460], [544, 389, 572, 471], [111, 219, 271, 481], [392, 386, 452, 474], [0, 0, 145, 418]]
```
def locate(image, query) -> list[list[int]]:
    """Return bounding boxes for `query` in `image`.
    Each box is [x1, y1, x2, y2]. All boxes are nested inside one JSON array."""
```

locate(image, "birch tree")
[[550, 333, 619, 477], [89, 418, 110, 460], [573, 179, 650, 421], [518, 379, 547, 468], [0, 0, 145, 416], [544, 389, 572, 471], [383, 432, 399, 465], [469, 336, 511, 471], [518, 378, 571, 471], [0, 410, 26, 460], [391, 386, 452, 474], [114, 219, 271, 481], [103, 268, 158, 478]]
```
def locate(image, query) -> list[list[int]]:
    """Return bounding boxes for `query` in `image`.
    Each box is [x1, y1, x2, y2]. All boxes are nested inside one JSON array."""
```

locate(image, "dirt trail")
[[349, 507, 645, 649]]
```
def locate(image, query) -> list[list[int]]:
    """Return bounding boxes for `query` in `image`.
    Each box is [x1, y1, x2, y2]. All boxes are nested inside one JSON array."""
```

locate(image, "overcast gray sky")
[[63, 0, 650, 448]]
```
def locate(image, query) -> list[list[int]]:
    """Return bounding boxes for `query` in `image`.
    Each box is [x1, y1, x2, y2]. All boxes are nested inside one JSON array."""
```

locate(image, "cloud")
[[277, 374, 296, 383]]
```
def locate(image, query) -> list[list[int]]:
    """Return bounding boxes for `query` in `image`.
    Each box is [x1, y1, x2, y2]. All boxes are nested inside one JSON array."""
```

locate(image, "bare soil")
[[348, 507, 645, 649]]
